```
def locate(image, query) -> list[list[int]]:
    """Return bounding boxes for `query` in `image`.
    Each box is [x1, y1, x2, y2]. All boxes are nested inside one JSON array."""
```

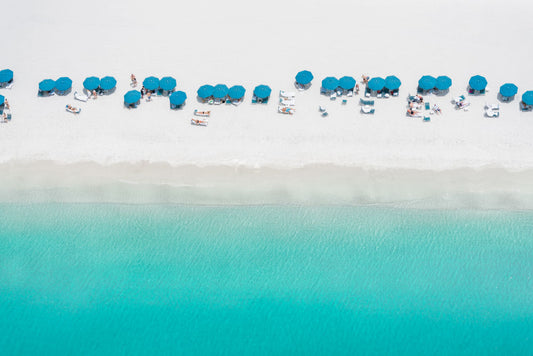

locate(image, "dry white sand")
[[1, 0, 533, 169]]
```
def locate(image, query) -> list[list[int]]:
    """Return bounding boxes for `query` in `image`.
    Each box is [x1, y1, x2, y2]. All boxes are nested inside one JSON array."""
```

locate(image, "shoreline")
[[2, 160, 533, 209]]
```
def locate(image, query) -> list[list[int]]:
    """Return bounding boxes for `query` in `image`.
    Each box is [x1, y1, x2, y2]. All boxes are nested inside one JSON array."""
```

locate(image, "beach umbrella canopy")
[[83, 76, 100, 91], [39, 79, 55, 92], [338, 76, 356, 90], [295, 70, 313, 85], [197, 84, 214, 99], [385, 75, 401, 90], [124, 90, 141, 104], [143, 76, 160, 91], [499, 83, 518, 97], [368, 77, 385, 91], [254, 85, 272, 99], [228, 85, 246, 100], [169, 91, 187, 106], [321, 77, 339, 91], [0, 69, 13, 84], [213, 84, 229, 99], [54, 77, 72, 91], [418, 75, 436, 91], [435, 76, 452, 90], [159, 76, 177, 91], [99, 76, 117, 91], [0, 95, 4, 106], [522, 91, 533, 106], [469, 75, 487, 91]]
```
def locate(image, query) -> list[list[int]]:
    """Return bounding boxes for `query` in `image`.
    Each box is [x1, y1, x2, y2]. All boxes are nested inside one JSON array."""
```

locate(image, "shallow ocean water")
[[0, 203, 532, 355]]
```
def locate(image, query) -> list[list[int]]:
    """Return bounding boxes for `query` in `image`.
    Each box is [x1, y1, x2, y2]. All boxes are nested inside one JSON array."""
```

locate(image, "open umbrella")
[[435, 76, 452, 90], [170, 91, 187, 106], [54, 77, 72, 92], [228, 85, 246, 100], [385, 75, 401, 91], [338, 76, 356, 90], [254, 85, 271, 99], [124, 90, 141, 104], [197, 85, 214, 99], [469, 75, 487, 91], [160, 77, 177, 91], [321, 77, 339, 91], [39, 79, 55, 92], [83, 77, 100, 91], [368, 77, 385, 91], [522, 91, 533, 106], [499, 83, 518, 97], [100, 76, 117, 91], [213, 84, 229, 99], [0, 69, 13, 84], [418, 75, 436, 91], [295, 70, 313, 85], [143, 76, 160, 91]]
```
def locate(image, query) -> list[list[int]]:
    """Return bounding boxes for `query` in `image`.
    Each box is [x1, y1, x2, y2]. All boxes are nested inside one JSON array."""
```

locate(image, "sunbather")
[[92, 90, 97, 99], [409, 102, 421, 109], [362, 75, 369, 84], [432, 104, 442, 114], [4, 99, 9, 110], [407, 109, 419, 116]]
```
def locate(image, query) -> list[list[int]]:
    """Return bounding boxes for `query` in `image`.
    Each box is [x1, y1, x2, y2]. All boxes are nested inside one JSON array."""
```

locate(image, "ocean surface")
[[0, 203, 532, 355]]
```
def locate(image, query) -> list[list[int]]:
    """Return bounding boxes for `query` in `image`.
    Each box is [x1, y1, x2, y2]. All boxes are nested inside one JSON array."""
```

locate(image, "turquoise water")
[[0, 204, 532, 355]]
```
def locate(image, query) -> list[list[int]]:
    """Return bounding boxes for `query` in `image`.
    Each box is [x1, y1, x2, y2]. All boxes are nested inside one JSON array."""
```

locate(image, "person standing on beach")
[[131, 74, 137, 87]]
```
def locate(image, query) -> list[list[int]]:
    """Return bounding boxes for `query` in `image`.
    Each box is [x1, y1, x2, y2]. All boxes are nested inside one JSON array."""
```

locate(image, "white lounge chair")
[[361, 105, 375, 114], [279, 98, 296, 106], [485, 103, 499, 117], [330, 92, 337, 100], [279, 90, 296, 99], [278, 106, 295, 115], [74, 91, 88, 102]]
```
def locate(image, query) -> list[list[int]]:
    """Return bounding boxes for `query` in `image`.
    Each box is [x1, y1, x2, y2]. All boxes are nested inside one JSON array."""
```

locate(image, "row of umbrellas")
[[123, 90, 187, 105], [38, 77, 73, 92], [197, 84, 271, 100], [82, 76, 117, 91], [367, 76, 402, 91], [141, 76, 177, 91], [417, 76, 453, 91]]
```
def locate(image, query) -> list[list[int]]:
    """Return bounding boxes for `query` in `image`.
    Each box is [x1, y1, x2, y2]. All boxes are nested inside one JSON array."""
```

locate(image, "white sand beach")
[[1, 0, 533, 170]]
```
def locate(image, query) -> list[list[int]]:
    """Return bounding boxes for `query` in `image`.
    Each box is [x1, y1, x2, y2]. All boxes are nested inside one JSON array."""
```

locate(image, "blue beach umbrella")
[[124, 90, 141, 104], [384, 75, 401, 90], [160, 76, 177, 91], [99, 76, 117, 91], [338, 76, 356, 90], [254, 85, 272, 99], [0, 69, 13, 84], [321, 77, 339, 91], [228, 85, 246, 100], [0, 95, 4, 106], [39, 79, 55, 92], [418, 75, 436, 91], [197, 85, 214, 99], [469, 75, 487, 91], [295, 70, 313, 85], [368, 77, 385, 91], [213, 84, 229, 99], [143, 76, 160, 91], [499, 83, 518, 97], [169, 91, 187, 106], [54, 77, 72, 92], [522, 91, 533, 106], [435, 76, 452, 90], [83, 76, 100, 91]]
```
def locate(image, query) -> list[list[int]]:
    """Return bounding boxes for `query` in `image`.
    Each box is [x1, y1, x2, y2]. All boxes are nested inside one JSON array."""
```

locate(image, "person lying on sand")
[[407, 109, 419, 116], [67, 105, 77, 111], [432, 104, 442, 114]]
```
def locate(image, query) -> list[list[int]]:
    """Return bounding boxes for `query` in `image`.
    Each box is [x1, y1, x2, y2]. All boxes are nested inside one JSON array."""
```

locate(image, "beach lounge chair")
[[322, 111, 329, 117], [279, 98, 296, 107], [66, 104, 81, 114], [484, 103, 499, 117], [194, 109, 211, 117], [425, 102, 430, 110], [347, 90, 353, 97], [359, 98, 374, 106], [361, 105, 375, 114], [342, 99, 347, 105], [74, 91, 89, 102], [330, 92, 337, 100], [191, 117, 208, 126], [423, 116, 431, 122], [278, 106, 295, 115], [279, 90, 296, 99]]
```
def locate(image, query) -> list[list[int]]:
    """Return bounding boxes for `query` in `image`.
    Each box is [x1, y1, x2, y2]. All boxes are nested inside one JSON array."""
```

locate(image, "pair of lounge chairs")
[[485, 103, 499, 117], [278, 90, 295, 115], [359, 98, 375, 114]]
